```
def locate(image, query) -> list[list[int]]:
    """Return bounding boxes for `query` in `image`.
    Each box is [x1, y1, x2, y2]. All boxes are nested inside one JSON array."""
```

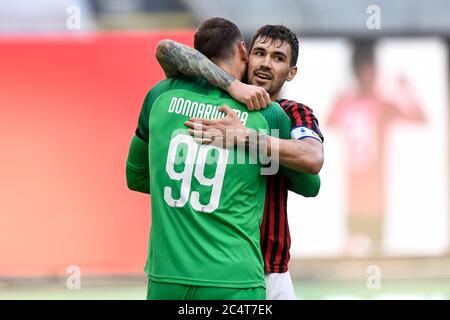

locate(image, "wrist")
[[243, 130, 269, 151], [259, 134, 271, 157], [226, 79, 240, 95], [236, 128, 252, 146]]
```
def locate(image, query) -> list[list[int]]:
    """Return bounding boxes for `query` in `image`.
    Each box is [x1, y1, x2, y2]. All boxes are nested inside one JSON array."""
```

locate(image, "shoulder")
[[168, 75, 215, 92], [277, 98, 324, 142], [265, 100, 285, 113], [144, 79, 173, 102], [153, 78, 173, 91], [145, 77, 201, 102], [259, 102, 291, 138], [276, 98, 320, 125], [277, 99, 316, 115], [262, 101, 289, 119]]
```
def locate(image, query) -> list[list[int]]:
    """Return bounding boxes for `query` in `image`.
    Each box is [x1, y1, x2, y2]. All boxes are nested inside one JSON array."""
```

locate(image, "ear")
[[286, 65, 298, 81], [238, 41, 249, 63]]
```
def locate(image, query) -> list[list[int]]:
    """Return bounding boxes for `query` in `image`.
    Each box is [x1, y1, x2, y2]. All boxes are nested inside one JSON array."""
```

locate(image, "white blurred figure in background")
[[326, 40, 426, 257]]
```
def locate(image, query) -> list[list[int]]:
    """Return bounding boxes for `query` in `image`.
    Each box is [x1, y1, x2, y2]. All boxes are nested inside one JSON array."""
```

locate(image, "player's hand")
[[227, 80, 271, 111], [185, 105, 250, 148]]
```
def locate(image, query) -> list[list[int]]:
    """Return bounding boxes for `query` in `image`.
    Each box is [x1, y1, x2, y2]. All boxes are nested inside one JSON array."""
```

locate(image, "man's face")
[[247, 36, 297, 99]]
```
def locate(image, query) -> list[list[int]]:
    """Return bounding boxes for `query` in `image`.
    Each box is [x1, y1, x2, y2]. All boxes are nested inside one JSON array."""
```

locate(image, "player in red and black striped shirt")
[[261, 100, 323, 299], [262, 100, 323, 275], [156, 24, 324, 300], [244, 26, 324, 299]]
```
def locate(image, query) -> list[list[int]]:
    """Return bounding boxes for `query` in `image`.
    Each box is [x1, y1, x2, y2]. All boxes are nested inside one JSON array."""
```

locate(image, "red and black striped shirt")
[[260, 99, 324, 273]]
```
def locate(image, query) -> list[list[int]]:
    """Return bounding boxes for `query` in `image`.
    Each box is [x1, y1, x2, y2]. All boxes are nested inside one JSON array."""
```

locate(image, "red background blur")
[[0, 31, 194, 276]]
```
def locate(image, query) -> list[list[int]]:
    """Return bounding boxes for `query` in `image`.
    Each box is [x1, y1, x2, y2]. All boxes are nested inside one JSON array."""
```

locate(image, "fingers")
[[192, 132, 225, 148], [262, 91, 271, 108], [218, 105, 238, 118], [185, 120, 211, 130], [257, 93, 266, 110], [245, 99, 255, 111], [256, 88, 270, 109], [187, 128, 221, 140], [187, 118, 215, 126], [187, 128, 206, 138], [250, 87, 271, 111], [251, 95, 261, 111], [218, 104, 232, 114], [193, 137, 213, 145]]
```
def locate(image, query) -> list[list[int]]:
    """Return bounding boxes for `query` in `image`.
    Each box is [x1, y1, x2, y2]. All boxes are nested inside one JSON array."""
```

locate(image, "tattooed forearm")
[[155, 40, 180, 78], [156, 39, 235, 89]]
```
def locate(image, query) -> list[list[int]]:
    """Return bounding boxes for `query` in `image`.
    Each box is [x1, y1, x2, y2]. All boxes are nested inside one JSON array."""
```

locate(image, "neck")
[[270, 87, 283, 102], [213, 58, 241, 81], [270, 91, 280, 102], [357, 84, 375, 96]]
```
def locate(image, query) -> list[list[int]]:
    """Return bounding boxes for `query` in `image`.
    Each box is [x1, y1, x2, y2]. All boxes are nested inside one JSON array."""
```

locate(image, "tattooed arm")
[[156, 39, 270, 110], [156, 39, 233, 87]]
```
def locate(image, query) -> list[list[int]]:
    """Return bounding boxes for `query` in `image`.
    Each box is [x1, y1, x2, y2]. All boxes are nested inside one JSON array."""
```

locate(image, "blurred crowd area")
[[0, 0, 449, 288], [0, 0, 194, 31], [1, 0, 450, 35]]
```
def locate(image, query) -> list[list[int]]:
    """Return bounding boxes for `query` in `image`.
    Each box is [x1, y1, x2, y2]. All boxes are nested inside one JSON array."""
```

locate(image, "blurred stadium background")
[[0, 0, 449, 299]]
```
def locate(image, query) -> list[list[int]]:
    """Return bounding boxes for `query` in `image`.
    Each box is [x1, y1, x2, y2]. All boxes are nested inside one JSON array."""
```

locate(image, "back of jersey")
[[146, 77, 275, 288]]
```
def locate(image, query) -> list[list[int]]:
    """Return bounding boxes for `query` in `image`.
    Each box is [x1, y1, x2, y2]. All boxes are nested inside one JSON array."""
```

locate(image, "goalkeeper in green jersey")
[[126, 18, 320, 300]]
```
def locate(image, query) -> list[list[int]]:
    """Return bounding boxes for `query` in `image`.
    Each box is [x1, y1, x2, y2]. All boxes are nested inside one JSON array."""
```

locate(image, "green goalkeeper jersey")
[[136, 76, 293, 288]]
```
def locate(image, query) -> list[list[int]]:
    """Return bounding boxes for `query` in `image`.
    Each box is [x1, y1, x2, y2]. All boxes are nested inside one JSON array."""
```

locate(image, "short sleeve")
[[278, 99, 324, 143], [260, 102, 291, 140]]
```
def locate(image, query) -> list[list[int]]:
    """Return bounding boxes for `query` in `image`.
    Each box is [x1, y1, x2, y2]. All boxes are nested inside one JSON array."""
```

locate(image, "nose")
[[260, 54, 272, 69]]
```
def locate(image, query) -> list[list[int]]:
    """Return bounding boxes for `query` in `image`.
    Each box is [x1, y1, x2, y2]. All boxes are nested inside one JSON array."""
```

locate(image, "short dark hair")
[[352, 40, 375, 73], [250, 25, 299, 66], [194, 17, 243, 61]]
